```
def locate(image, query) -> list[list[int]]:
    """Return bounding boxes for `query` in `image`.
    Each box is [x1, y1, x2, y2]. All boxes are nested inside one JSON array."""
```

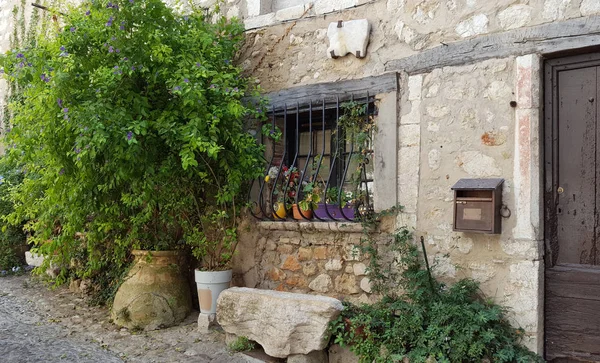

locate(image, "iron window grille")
[[249, 94, 376, 222]]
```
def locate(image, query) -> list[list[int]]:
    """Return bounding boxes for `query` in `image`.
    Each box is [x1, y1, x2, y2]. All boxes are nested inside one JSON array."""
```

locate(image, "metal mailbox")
[[451, 178, 504, 234]]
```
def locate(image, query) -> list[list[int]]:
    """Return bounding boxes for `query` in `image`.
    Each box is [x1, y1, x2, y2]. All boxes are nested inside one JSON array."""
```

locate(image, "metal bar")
[[323, 97, 342, 221], [313, 98, 327, 221], [359, 92, 372, 218], [249, 109, 273, 220], [271, 106, 288, 220], [283, 104, 300, 215], [297, 101, 314, 220], [339, 95, 355, 221]]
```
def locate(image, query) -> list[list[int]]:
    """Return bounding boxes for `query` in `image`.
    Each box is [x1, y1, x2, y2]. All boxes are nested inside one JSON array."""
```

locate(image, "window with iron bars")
[[249, 94, 376, 222]]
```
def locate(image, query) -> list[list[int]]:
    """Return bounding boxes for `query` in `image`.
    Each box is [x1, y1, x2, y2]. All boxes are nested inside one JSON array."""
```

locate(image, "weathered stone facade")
[[219, 0, 600, 355], [233, 219, 387, 306], [4, 0, 600, 356]]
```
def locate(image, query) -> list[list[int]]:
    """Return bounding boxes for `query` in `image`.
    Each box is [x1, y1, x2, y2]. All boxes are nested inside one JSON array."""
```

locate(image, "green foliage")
[[336, 101, 375, 212], [228, 336, 256, 352], [330, 209, 544, 363], [0, 0, 265, 294], [325, 186, 352, 205], [298, 180, 322, 211], [0, 157, 27, 271]]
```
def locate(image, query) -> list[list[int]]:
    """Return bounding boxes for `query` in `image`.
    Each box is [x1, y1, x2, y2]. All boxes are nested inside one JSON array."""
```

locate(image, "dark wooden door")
[[545, 54, 600, 362]]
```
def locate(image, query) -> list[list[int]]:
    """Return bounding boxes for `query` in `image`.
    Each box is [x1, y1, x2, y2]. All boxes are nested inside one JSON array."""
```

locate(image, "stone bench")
[[216, 287, 343, 362]]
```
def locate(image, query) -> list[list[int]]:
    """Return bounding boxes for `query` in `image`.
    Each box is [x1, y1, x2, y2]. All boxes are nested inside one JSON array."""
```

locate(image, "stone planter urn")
[[195, 269, 232, 315], [111, 250, 192, 330]]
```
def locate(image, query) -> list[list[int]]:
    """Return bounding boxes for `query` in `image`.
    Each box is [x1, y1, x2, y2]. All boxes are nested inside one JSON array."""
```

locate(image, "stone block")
[[359, 277, 372, 293], [285, 276, 308, 288], [267, 267, 288, 281], [244, 13, 276, 30], [498, 5, 532, 30], [217, 287, 343, 358], [581, 0, 600, 16], [282, 256, 302, 271], [400, 100, 421, 124], [324, 259, 343, 271], [353, 263, 367, 276], [314, 0, 356, 15], [277, 244, 294, 254], [298, 247, 313, 261], [373, 92, 398, 212], [313, 247, 327, 260], [455, 14, 488, 38], [246, 0, 261, 16], [408, 74, 423, 101], [326, 19, 370, 59], [309, 274, 333, 293], [516, 54, 541, 109], [399, 124, 420, 148], [275, 3, 312, 22], [288, 350, 328, 363], [303, 261, 318, 276], [334, 274, 360, 294]]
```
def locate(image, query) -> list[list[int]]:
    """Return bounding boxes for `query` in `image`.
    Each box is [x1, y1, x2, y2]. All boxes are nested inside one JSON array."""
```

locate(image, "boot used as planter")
[[112, 250, 192, 330]]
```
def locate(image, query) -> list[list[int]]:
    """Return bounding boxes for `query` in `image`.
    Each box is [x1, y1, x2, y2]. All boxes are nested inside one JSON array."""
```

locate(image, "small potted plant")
[[188, 204, 239, 315], [293, 180, 322, 220], [315, 186, 355, 220], [264, 165, 299, 219]]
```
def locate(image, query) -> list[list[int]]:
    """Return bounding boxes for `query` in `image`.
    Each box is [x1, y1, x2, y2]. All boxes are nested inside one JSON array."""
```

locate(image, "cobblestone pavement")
[[0, 274, 253, 363]]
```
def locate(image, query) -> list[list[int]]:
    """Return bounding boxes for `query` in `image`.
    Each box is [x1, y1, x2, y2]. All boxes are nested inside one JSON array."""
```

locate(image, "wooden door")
[[545, 54, 600, 362]]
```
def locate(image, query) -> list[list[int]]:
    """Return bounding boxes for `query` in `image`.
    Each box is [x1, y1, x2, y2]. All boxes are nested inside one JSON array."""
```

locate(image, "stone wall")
[[233, 220, 389, 305], [408, 56, 543, 351], [226, 0, 600, 93], [223, 0, 557, 354]]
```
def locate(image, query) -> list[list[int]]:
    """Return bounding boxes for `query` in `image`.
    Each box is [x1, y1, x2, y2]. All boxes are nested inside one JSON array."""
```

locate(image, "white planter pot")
[[194, 269, 232, 314]]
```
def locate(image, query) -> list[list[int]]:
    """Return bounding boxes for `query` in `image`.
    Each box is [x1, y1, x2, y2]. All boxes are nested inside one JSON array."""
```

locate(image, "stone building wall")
[[220, 0, 598, 92], [233, 220, 388, 306], [222, 0, 567, 354]]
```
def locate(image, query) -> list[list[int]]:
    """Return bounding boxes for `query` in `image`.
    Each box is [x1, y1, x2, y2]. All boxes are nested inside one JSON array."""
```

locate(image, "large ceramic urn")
[[111, 250, 192, 330]]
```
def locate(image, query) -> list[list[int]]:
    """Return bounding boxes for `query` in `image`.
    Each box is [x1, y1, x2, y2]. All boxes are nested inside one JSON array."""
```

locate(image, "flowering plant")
[[264, 165, 299, 208], [0, 0, 266, 282]]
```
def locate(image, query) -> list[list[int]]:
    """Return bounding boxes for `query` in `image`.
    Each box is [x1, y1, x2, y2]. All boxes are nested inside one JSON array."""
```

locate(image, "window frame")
[[250, 94, 376, 222]]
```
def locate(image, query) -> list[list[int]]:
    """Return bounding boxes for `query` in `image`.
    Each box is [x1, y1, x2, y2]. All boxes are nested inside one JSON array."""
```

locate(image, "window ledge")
[[258, 220, 365, 233], [244, 0, 375, 30]]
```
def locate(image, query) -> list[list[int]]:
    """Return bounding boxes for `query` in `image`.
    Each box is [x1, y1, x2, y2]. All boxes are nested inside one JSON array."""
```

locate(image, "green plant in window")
[[298, 180, 322, 211], [335, 101, 375, 215], [325, 186, 353, 206]]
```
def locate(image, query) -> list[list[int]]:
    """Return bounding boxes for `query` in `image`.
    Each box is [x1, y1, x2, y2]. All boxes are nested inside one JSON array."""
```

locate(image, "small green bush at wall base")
[[329, 209, 544, 363], [228, 336, 256, 353]]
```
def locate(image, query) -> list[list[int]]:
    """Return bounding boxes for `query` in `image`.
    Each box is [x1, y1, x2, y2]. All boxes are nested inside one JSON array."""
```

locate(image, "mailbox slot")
[[452, 178, 504, 234]]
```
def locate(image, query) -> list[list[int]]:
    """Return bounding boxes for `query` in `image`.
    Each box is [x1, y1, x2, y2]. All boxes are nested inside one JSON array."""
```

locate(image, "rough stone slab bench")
[[217, 287, 343, 362]]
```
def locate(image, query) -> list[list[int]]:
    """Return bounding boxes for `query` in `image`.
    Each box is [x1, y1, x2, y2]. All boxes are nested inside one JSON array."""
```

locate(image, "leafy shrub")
[[0, 0, 265, 295], [329, 225, 543, 363], [0, 158, 27, 271]]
